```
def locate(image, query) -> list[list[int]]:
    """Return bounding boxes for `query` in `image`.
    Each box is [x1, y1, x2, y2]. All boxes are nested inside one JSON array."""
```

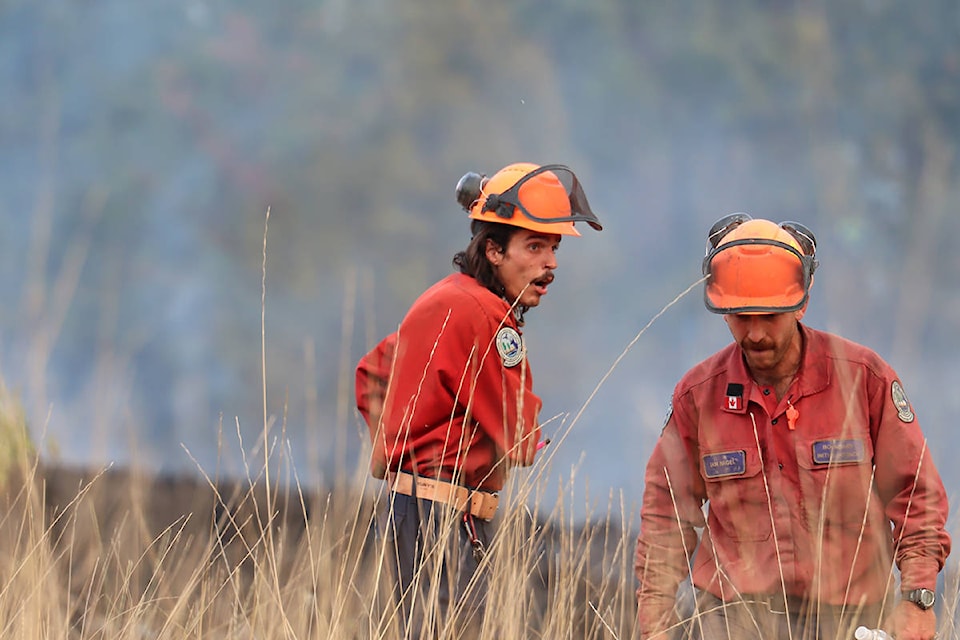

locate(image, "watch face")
[[908, 588, 936, 609]]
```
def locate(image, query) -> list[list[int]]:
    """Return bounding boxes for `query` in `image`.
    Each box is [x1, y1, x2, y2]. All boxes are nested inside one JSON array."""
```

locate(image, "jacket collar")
[[720, 323, 831, 410]]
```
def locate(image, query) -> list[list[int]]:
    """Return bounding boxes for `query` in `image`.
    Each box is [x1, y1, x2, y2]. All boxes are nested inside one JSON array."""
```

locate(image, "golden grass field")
[[3, 399, 959, 639], [0, 388, 642, 639]]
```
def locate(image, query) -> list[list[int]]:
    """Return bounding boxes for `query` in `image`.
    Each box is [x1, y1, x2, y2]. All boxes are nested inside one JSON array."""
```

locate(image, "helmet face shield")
[[704, 238, 811, 314], [495, 164, 603, 231], [706, 212, 753, 254], [779, 220, 817, 257], [465, 163, 603, 235], [702, 215, 818, 314]]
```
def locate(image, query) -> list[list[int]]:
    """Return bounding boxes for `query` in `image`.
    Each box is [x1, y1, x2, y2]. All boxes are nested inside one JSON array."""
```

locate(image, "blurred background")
[[1, 0, 958, 521]]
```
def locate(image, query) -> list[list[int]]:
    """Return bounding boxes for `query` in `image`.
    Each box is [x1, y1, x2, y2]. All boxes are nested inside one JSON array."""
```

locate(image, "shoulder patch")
[[891, 380, 915, 423], [496, 327, 524, 367]]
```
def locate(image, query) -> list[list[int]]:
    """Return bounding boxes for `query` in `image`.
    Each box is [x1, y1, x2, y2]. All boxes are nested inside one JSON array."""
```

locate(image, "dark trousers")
[[681, 590, 886, 640], [377, 492, 494, 637]]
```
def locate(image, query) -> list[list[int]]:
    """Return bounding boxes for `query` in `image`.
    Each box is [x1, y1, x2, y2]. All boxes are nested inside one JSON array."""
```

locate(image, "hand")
[[884, 600, 937, 640]]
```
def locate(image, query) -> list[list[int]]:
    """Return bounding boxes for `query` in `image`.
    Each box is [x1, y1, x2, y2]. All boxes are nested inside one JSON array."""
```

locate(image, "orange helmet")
[[702, 214, 818, 314], [455, 162, 602, 237]]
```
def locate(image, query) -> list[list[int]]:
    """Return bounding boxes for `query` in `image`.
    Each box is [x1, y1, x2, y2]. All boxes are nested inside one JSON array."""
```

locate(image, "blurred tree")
[[1, 0, 957, 493]]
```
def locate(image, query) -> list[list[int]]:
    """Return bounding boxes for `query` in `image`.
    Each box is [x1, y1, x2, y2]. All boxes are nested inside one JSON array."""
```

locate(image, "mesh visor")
[[497, 164, 603, 231]]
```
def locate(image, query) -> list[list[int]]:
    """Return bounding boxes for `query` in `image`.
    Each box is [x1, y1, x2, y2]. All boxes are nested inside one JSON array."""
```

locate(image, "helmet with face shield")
[[702, 214, 819, 314], [455, 162, 602, 236]]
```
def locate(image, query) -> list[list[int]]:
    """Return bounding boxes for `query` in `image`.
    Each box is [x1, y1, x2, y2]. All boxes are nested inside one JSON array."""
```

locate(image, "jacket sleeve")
[[871, 373, 951, 590], [635, 398, 705, 639], [355, 333, 397, 479]]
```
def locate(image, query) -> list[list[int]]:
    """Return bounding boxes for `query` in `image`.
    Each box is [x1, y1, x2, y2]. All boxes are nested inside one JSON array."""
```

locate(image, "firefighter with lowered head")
[[634, 214, 950, 640]]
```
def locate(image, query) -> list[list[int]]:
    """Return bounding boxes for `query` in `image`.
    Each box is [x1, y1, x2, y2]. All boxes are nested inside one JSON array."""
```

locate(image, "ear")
[[795, 303, 808, 322], [485, 238, 503, 265]]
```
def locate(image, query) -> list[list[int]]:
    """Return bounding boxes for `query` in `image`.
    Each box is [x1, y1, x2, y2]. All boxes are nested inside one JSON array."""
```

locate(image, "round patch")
[[891, 380, 915, 423], [495, 327, 524, 368]]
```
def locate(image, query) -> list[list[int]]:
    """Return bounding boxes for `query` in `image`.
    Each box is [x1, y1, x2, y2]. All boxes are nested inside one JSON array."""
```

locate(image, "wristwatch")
[[902, 588, 936, 610]]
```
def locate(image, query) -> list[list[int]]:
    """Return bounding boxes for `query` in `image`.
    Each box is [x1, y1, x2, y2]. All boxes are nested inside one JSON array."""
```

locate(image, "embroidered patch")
[[891, 380, 915, 423], [495, 327, 524, 368], [703, 450, 746, 478], [725, 382, 744, 411], [812, 439, 865, 465]]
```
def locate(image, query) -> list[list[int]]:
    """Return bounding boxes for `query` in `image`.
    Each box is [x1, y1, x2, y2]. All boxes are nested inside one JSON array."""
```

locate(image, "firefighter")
[[634, 215, 950, 640], [356, 162, 602, 635]]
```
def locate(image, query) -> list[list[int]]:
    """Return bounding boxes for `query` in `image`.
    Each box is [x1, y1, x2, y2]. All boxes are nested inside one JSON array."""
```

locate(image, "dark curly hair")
[[452, 220, 529, 324]]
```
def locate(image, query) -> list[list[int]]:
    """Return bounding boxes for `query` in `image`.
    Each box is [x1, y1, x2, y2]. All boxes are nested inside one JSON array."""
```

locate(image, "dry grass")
[[3, 401, 959, 639], [0, 401, 638, 639], [1, 389, 959, 639]]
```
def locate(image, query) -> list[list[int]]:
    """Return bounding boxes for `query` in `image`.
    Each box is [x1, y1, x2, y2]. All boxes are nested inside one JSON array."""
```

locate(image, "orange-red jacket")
[[355, 273, 542, 491], [635, 324, 950, 637]]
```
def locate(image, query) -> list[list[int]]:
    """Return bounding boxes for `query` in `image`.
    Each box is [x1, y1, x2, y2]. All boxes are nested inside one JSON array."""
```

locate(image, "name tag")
[[703, 450, 746, 478], [812, 439, 864, 465]]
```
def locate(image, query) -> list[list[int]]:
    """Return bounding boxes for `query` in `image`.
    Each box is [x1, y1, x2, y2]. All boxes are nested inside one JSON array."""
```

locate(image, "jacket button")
[[771, 418, 779, 425], [763, 389, 771, 395]]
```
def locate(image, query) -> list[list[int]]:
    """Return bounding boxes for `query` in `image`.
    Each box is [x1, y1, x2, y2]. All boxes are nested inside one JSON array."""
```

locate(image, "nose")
[[545, 246, 558, 270], [744, 316, 767, 342]]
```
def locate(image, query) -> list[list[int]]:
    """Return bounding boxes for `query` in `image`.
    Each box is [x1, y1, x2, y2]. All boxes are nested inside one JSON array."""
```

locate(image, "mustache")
[[531, 271, 555, 286], [743, 340, 775, 351]]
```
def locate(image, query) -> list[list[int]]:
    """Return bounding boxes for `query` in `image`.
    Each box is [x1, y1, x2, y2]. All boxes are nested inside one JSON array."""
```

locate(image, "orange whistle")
[[786, 402, 799, 430]]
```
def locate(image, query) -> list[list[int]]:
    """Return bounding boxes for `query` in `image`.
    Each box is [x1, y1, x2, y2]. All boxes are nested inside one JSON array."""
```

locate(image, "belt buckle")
[[743, 593, 789, 615], [765, 593, 788, 615]]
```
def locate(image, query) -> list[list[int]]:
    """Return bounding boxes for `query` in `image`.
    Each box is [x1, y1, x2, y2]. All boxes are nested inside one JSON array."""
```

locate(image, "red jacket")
[[355, 273, 542, 491], [635, 324, 950, 636]]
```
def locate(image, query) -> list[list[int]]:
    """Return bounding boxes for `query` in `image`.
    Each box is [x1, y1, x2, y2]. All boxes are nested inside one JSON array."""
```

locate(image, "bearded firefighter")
[[634, 215, 950, 640]]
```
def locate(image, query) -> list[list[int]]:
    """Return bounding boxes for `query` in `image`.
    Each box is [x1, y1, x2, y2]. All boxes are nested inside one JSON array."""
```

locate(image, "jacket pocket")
[[700, 447, 772, 542], [796, 437, 876, 526]]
